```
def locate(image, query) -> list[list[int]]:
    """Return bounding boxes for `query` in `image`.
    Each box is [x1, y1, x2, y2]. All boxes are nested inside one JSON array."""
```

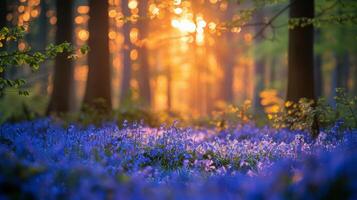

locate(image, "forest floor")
[[0, 118, 356, 199]]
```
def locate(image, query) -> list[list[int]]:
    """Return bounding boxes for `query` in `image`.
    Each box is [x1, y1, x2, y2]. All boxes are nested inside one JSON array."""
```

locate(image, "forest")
[[0, 0, 357, 199]]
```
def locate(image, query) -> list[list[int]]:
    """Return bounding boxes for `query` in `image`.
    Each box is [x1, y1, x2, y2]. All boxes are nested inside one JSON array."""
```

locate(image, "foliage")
[[269, 89, 357, 134], [0, 119, 356, 199], [333, 88, 357, 129], [211, 100, 253, 131], [0, 26, 89, 96]]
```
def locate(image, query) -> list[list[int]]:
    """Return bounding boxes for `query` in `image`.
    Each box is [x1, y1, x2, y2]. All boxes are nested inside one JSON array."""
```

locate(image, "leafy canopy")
[[0, 26, 89, 96]]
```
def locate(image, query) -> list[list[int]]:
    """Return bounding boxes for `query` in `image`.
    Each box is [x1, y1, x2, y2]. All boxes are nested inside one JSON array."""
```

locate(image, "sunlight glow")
[[128, 0, 138, 10], [78, 29, 89, 41], [149, 4, 160, 16], [174, 8, 183, 15], [77, 6, 89, 14], [171, 19, 196, 33]]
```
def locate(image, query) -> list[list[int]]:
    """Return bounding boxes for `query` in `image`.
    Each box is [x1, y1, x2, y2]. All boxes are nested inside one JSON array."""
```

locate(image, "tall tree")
[[120, 0, 132, 105], [47, 0, 74, 114], [215, 5, 234, 104], [286, 0, 315, 102], [137, 1, 151, 106], [220, 34, 235, 104], [253, 11, 266, 110], [83, 0, 112, 110]]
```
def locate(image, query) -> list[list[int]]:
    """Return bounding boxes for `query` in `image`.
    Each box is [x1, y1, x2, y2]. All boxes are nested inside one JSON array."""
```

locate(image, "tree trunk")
[[254, 59, 265, 108], [137, 1, 151, 106], [83, 0, 112, 110], [222, 47, 234, 103], [120, 0, 132, 105], [287, 0, 315, 102], [253, 11, 265, 110], [217, 7, 234, 104], [47, 0, 74, 114], [287, 0, 319, 138]]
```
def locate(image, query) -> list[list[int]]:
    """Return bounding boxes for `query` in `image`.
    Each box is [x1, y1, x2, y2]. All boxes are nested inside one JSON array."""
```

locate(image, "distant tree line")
[[0, 0, 356, 116]]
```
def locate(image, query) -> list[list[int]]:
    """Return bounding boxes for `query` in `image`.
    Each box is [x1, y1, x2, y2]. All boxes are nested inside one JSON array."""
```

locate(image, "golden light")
[[30, 10, 39, 18], [128, 0, 138, 10], [171, 19, 196, 33], [171, 19, 180, 28], [130, 28, 139, 43], [208, 22, 216, 31], [77, 6, 89, 14], [130, 49, 138, 61], [196, 33, 204, 45], [75, 16, 85, 24], [109, 31, 117, 40], [130, 14, 139, 23], [18, 6, 25, 13], [64, 0, 258, 115], [149, 4, 160, 16], [174, 8, 183, 15], [196, 17, 206, 28], [231, 27, 241, 33], [196, 27, 204, 34], [260, 89, 284, 115], [22, 13, 31, 22], [78, 29, 89, 41], [109, 9, 117, 18]]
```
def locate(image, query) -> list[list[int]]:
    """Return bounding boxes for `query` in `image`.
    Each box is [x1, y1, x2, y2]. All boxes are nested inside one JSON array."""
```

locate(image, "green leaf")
[[80, 44, 90, 55]]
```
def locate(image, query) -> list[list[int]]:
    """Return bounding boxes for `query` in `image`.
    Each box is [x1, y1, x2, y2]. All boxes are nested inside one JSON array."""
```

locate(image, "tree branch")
[[253, 0, 297, 39]]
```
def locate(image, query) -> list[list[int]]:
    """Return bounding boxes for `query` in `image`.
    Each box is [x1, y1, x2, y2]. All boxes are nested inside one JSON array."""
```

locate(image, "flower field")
[[0, 119, 356, 199]]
